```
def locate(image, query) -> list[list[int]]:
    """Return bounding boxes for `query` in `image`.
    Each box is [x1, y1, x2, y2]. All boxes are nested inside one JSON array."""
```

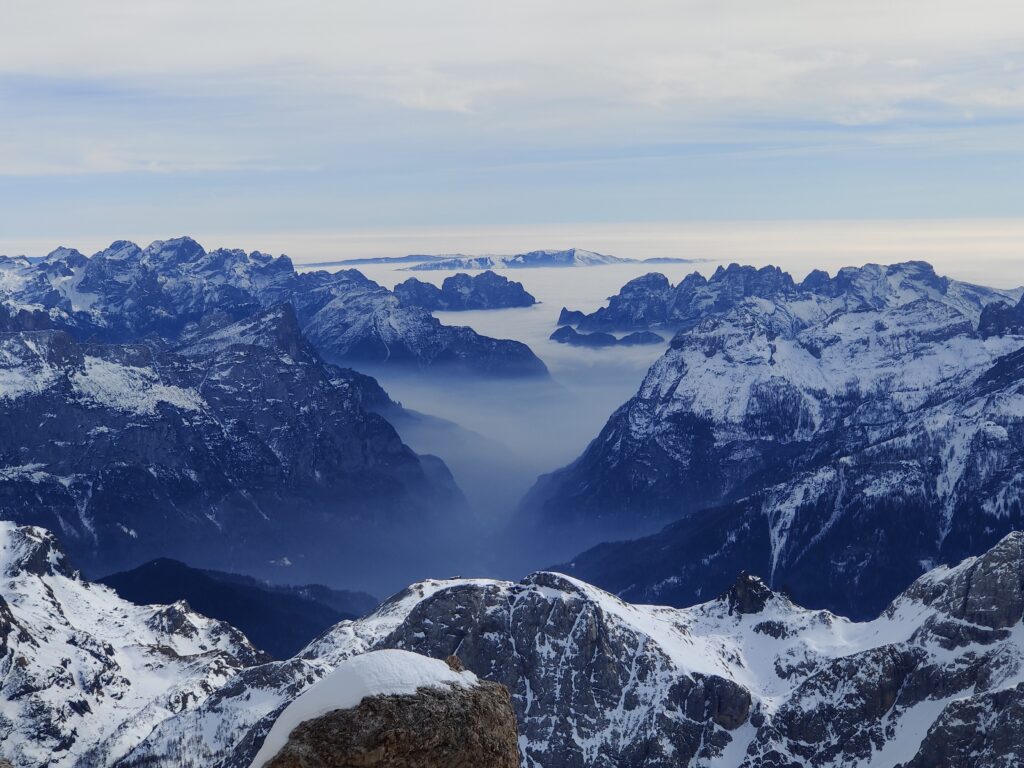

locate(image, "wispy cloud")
[[0, 1, 1022, 231]]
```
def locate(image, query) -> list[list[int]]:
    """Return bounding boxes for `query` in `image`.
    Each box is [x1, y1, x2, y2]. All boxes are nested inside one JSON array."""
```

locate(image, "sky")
[[2, 1, 1024, 259]]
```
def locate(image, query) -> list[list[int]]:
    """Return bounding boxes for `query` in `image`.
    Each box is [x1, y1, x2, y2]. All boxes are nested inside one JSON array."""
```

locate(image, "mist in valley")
[[328, 253, 1024, 590]]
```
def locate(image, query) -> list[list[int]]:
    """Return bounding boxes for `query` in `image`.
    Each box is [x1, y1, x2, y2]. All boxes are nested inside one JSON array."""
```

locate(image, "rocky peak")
[[43, 247, 88, 268], [799, 268, 832, 293], [828, 260, 949, 308], [0, 522, 73, 578], [142, 236, 207, 269], [622, 272, 672, 294], [95, 239, 144, 261], [892, 259, 947, 287], [557, 307, 586, 326], [709, 263, 796, 298], [720, 571, 775, 615]]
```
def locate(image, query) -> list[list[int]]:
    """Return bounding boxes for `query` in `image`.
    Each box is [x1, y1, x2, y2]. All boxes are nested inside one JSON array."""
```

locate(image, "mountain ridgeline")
[[99, 558, 378, 659], [521, 261, 1024, 618], [6, 519, 1024, 768], [0, 238, 547, 377]]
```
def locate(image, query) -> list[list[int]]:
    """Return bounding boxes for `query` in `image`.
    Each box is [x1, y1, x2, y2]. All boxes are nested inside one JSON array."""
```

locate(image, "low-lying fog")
[[311, 255, 1024, 545], [354, 263, 702, 525]]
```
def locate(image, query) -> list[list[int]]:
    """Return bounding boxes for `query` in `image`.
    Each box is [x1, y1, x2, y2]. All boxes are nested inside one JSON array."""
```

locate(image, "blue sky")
[[2, 1, 1024, 258]]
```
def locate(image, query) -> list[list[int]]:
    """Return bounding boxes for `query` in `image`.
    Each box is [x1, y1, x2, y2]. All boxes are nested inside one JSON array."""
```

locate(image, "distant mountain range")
[[404, 247, 698, 271], [7, 518, 1024, 768], [520, 261, 1024, 618], [300, 248, 699, 270], [0, 237, 547, 377]]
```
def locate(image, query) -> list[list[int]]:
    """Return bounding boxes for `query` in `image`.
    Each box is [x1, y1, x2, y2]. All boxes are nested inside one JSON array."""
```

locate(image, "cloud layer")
[[1, 1, 1023, 240]]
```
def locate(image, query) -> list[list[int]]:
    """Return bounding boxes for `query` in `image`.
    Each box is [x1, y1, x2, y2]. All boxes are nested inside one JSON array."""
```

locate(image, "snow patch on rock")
[[250, 650, 478, 768]]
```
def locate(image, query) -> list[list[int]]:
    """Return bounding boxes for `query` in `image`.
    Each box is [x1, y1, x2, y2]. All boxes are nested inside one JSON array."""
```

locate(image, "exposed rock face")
[[902, 685, 1024, 768], [619, 330, 665, 345], [549, 326, 665, 348], [261, 679, 518, 768], [0, 304, 467, 587], [549, 325, 617, 347], [523, 261, 1024, 617], [978, 299, 1023, 337], [0, 238, 547, 377], [394, 271, 536, 311], [556, 307, 586, 326], [723, 572, 774, 614]]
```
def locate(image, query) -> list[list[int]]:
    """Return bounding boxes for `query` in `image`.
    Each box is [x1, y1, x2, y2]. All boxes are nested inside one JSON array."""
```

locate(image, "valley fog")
[[351, 263, 697, 530], [322, 256, 1024, 544]]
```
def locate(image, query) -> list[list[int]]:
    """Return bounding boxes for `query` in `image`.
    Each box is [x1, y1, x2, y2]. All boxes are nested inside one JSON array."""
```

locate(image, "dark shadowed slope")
[[100, 558, 377, 658], [0, 304, 473, 592]]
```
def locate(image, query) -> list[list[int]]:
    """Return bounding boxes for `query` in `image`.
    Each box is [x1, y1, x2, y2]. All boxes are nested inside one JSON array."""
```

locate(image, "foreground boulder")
[[250, 650, 518, 768]]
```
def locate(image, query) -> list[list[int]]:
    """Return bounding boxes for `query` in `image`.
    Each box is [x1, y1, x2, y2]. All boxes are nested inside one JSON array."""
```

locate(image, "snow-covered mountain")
[[519, 261, 1024, 617], [405, 247, 689, 271], [0, 522, 265, 768], [99, 558, 377, 659], [569, 261, 1019, 332], [0, 238, 547, 377], [34, 528, 1017, 768], [0, 303, 469, 589]]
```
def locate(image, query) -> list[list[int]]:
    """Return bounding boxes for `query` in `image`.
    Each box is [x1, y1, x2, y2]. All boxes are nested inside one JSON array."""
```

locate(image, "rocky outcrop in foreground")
[[256, 653, 518, 768], [95, 530, 1024, 768], [7, 519, 1024, 768]]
